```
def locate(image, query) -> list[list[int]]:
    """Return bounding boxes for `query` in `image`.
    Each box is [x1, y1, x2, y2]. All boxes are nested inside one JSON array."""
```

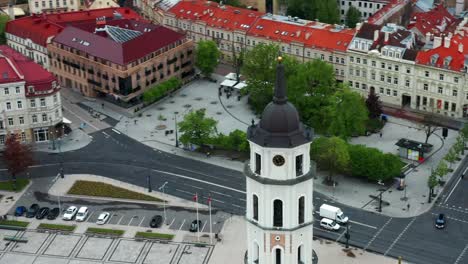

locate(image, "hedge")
[[38, 223, 76, 232], [86, 227, 124, 236], [135, 231, 174, 240], [0, 220, 29, 227], [0, 179, 30, 192], [143, 77, 182, 104]]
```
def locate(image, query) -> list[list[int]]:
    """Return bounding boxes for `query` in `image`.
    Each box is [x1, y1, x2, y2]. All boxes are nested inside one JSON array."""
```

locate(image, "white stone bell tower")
[[245, 57, 315, 264]]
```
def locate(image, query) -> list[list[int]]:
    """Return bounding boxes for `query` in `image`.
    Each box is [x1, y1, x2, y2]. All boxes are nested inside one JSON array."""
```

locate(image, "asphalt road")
[[1, 127, 468, 264]]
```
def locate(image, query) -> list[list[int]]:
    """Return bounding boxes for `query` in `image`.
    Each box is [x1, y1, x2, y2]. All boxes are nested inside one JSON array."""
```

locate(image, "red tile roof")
[[407, 4, 459, 37], [168, 0, 263, 32], [416, 34, 468, 72], [6, 7, 140, 46], [368, 0, 409, 25], [52, 19, 186, 65], [248, 17, 354, 52], [0, 45, 58, 96]]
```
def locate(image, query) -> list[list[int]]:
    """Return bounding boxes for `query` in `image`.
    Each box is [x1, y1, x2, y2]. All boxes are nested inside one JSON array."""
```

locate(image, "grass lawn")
[[0, 220, 29, 227], [38, 223, 76, 232], [135, 231, 174, 240], [0, 179, 30, 192], [68, 180, 163, 202], [86, 227, 124, 236]]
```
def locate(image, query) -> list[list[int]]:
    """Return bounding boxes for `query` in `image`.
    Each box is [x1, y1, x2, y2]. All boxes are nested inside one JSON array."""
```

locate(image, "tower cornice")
[[244, 161, 316, 185]]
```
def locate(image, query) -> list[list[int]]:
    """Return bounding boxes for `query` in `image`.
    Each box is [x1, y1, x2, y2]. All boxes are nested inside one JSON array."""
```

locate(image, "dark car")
[[14, 206, 27, 216], [36, 207, 50, 220], [26, 204, 40, 218], [149, 215, 163, 228], [189, 220, 202, 232], [47, 208, 60, 220], [435, 213, 446, 229]]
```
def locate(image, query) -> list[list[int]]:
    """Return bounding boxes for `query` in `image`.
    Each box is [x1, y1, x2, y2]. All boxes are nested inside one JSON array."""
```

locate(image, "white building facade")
[[338, 0, 389, 23], [245, 59, 315, 264], [29, 0, 80, 14]]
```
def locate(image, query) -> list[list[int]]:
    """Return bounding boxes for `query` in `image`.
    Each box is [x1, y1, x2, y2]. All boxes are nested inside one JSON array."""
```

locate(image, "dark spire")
[[273, 57, 287, 105]]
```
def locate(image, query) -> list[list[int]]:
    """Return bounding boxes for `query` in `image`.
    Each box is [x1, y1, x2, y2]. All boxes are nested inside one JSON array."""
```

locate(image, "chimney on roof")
[[459, 43, 464, 53], [425, 32, 431, 43], [384, 32, 389, 42], [356, 22, 362, 31], [374, 30, 379, 41], [444, 36, 451, 48], [7, 4, 14, 20], [96, 16, 106, 28], [433, 36, 442, 48]]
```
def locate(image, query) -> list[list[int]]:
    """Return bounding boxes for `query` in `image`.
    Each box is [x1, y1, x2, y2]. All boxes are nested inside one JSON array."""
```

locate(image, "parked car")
[[26, 204, 40, 218], [149, 215, 163, 228], [189, 220, 202, 232], [14, 206, 27, 216], [36, 207, 50, 220], [62, 206, 78, 220], [75, 207, 89, 222], [320, 218, 341, 231], [96, 212, 110, 225], [47, 208, 60, 220], [435, 213, 446, 229]]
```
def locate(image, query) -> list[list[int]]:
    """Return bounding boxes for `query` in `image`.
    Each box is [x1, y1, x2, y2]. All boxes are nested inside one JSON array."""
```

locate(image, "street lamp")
[[345, 224, 351, 249], [147, 173, 152, 193], [174, 112, 179, 148], [159, 181, 168, 225], [49, 117, 56, 150]]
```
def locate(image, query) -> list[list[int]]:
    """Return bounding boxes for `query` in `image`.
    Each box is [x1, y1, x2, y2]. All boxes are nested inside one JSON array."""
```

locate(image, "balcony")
[[87, 79, 101, 86]]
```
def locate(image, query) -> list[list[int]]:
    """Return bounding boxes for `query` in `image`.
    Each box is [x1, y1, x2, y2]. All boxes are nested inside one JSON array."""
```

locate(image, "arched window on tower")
[[253, 194, 258, 221], [296, 155, 303, 176], [298, 196, 305, 224], [255, 153, 261, 175], [275, 248, 282, 264], [297, 245, 304, 263], [273, 199, 283, 227]]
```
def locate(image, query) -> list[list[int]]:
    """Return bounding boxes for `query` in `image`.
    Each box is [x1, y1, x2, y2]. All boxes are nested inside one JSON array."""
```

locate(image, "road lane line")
[[112, 128, 121, 134], [335, 230, 346, 242], [152, 168, 246, 194], [175, 188, 193, 195], [178, 219, 186, 231], [384, 217, 416, 256], [138, 216, 146, 227], [444, 177, 462, 203], [211, 191, 232, 197], [364, 218, 392, 250], [201, 221, 207, 232], [211, 198, 225, 204], [348, 220, 377, 229], [116, 215, 125, 225], [231, 204, 244, 208], [238, 198, 246, 202], [454, 244, 468, 264], [168, 218, 175, 227], [128, 216, 138, 226], [102, 131, 110, 137], [87, 211, 95, 222]]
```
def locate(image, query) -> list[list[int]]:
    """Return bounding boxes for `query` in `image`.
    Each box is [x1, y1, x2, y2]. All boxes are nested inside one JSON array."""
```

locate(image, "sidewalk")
[[208, 215, 404, 264], [0, 181, 32, 216], [32, 128, 92, 153]]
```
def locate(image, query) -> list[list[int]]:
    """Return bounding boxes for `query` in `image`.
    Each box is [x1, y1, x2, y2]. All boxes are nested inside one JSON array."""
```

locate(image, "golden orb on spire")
[[277, 56, 283, 63]]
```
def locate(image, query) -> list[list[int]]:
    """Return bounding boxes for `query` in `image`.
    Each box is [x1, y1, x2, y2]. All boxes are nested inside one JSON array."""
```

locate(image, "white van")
[[75, 207, 89, 222], [319, 204, 349, 224]]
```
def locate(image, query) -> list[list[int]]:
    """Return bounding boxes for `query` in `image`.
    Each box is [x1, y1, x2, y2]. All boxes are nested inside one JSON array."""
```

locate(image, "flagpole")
[[209, 195, 213, 244], [196, 192, 200, 242]]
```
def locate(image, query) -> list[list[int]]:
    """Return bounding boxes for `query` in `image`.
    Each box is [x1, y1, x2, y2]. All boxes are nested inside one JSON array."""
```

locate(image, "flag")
[[207, 195, 212, 204], [193, 193, 198, 202]]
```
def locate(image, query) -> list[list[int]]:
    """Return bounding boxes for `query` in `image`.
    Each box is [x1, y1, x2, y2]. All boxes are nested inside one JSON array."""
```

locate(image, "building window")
[[4, 88, 8, 95], [21, 132, 26, 142], [405, 80, 410, 87], [380, 87, 384, 94], [371, 72, 376, 80], [0, 135, 4, 144], [454, 77, 459, 83], [350, 56, 354, 63], [40, 98, 46, 107], [451, 103, 456, 112], [17, 101, 22, 109], [53, 94, 58, 103], [6, 102, 11, 110], [356, 57, 360, 63], [393, 90, 397, 96], [393, 78, 398, 85], [42, 114, 47, 122], [381, 62, 385, 69], [341, 58, 344, 64], [423, 84, 428, 91], [8, 118, 13, 126], [356, 69, 360, 76], [32, 115, 37, 123], [386, 89, 390, 95], [275, 248, 281, 264], [298, 196, 305, 224], [363, 59, 367, 65], [453, 90, 458, 97], [15, 87, 20, 94], [296, 155, 303, 176], [387, 76, 391, 83], [255, 153, 261, 175], [380, 75, 384, 82], [19, 116, 24, 125], [425, 71, 429, 77], [371, 61, 376, 67], [253, 194, 258, 221], [30, 99, 36, 108], [439, 74, 444, 81], [444, 101, 449, 110], [407, 68, 411, 74], [438, 87, 443, 94], [395, 65, 399, 71], [273, 199, 283, 227]]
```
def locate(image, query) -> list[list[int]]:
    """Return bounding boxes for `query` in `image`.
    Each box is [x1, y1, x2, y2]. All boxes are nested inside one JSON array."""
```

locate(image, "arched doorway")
[[370, 86, 375, 94], [402, 93, 411, 107], [297, 244, 304, 263]]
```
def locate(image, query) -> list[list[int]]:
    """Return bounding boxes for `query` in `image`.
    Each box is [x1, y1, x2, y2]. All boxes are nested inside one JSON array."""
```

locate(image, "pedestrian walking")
[[407, 204, 410, 211], [380, 132, 383, 138], [134, 119, 137, 125]]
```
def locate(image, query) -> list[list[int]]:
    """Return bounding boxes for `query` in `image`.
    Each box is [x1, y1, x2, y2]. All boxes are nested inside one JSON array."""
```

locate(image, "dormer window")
[[443, 56, 452, 68], [28, 86, 34, 93], [430, 54, 439, 65]]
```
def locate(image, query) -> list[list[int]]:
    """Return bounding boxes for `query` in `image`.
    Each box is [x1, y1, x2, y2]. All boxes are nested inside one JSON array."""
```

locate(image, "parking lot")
[[0, 230, 214, 264]]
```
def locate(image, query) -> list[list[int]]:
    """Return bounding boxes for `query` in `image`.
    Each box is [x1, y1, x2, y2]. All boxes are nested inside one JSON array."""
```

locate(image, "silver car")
[[96, 212, 110, 225]]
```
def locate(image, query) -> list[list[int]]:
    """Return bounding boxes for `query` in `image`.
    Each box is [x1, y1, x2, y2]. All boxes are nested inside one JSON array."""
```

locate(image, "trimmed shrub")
[[143, 77, 182, 104]]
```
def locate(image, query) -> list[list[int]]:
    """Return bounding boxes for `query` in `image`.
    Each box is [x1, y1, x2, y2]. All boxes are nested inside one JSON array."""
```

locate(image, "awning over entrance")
[[233, 81, 247, 90], [220, 79, 237, 87], [62, 117, 72, 124]]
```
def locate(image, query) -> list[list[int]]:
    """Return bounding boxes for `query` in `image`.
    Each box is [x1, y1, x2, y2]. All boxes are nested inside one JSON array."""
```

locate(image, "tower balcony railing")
[[243, 161, 316, 186]]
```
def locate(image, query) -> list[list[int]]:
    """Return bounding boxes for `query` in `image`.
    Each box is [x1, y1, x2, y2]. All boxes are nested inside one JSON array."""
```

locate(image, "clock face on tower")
[[273, 155, 285, 166]]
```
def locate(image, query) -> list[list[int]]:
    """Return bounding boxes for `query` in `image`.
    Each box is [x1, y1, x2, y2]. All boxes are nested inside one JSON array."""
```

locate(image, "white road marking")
[[102, 132, 110, 137], [152, 168, 246, 194], [348, 220, 378, 229], [238, 198, 246, 202], [454, 244, 468, 264], [138, 216, 146, 227], [175, 188, 193, 195], [191, 185, 203, 190], [201, 220, 207, 232], [168, 218, 175, 227], [384, 217, 416, 256], [365, 218, 392, 250], [231, 204, 244, 208], [128, 216, 138, 226], [87, 211, 95, 222], [335, 230, 346, 242], [116, 215, 125, 225], [444, 177, 462, 203], [431, 213, 468, 224], [63, 106, 100, 131], [211, 197, 225, 204], [211, 191, 232, 197], [112, 128, 121, 135], [178, 219, 186, 231], [107, 213, 114, 224]]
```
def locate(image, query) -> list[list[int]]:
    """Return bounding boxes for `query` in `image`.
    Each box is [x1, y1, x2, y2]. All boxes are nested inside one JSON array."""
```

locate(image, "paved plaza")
[[0, 230, 213, 264]]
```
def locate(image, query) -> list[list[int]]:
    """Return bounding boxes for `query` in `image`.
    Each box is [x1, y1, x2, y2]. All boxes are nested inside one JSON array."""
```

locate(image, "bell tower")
[[245, 57, 315, 264]]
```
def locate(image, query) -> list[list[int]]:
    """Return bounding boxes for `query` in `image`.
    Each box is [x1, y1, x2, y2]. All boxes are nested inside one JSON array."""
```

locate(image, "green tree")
[[461, 124, 468, 142], [242, 43, 281, 82], [314, 137, 349, 184], [327, 87, 369, 139], [245, 79, 274, 114], [348, 144, 383, 179], [345, 6, 361, 28], [427, 172, 438, 202], [0, 15, 10, 45], [444, 147, 457, 171], [365, 89, 383, 119], [454, 134, 465, 156], [195, 40, 220, 77], [3, 135, 34, 191], [178, 109, 218, 147], [435, 160, 449, 181], [381, 153, 403, 181], [316, 0, 340, 24], [226, 129, 249, 152]]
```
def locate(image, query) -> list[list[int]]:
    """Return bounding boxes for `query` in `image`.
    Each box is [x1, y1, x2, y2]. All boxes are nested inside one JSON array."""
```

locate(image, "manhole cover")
[[210, 101, 218, 104], [226, 105, 234, 108], [194, 97, 203, 101], [156, 125, 166, 130], [183, 104, 191, 108]]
